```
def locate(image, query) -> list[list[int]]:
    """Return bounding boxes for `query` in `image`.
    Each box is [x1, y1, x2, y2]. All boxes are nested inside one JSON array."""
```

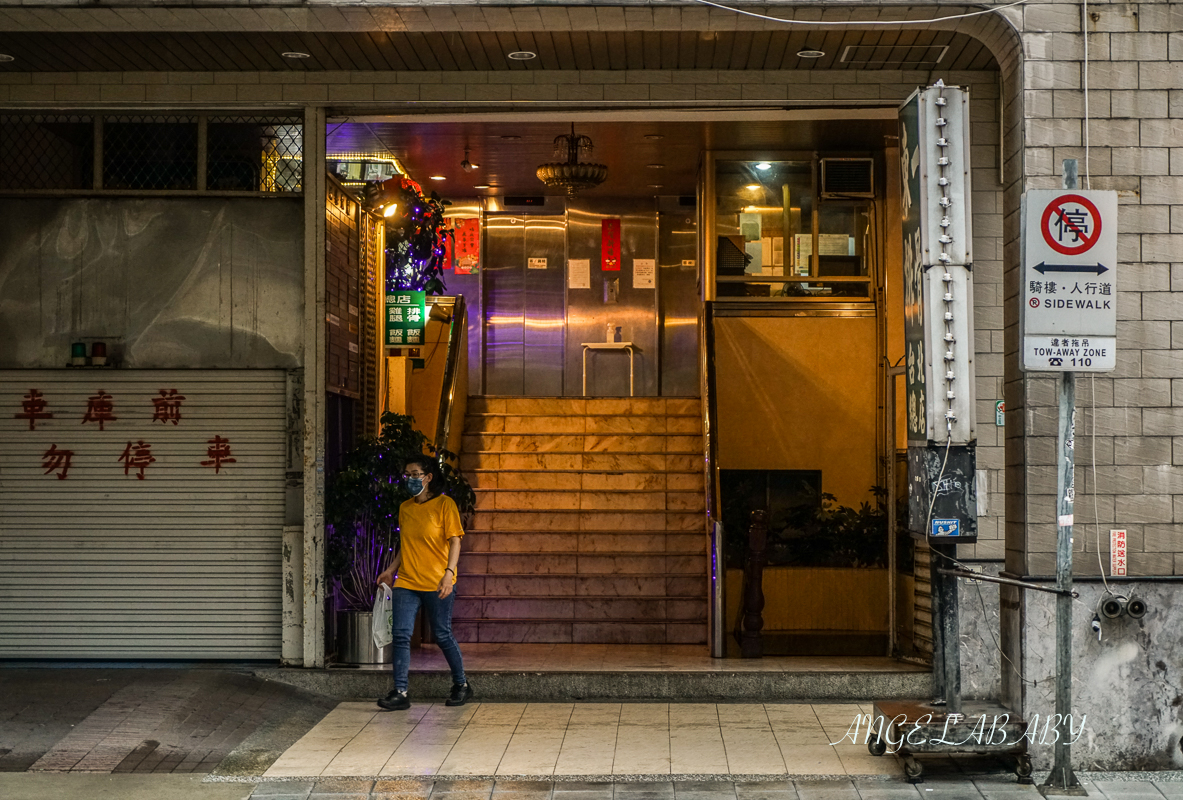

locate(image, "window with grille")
[[0, 114, 303, 194], [103, 116, 198, 191], [0, 115, 94, 190], [208, 116, 303, 193]]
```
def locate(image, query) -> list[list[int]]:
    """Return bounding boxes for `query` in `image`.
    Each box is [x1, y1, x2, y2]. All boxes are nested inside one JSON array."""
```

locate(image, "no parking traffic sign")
[[1021, 190, 1118, 372]]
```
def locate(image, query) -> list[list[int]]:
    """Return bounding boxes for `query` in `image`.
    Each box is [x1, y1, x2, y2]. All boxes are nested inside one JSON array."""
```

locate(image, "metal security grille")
[[103, 115, 198, 190], [0, 115, 94, 190], [208, 116, 303, 193], [0, 370, 287, 659]]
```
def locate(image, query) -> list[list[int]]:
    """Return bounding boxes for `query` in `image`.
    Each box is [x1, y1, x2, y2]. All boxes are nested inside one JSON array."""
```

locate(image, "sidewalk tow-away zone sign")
[[1020, 190, 1118, 372]]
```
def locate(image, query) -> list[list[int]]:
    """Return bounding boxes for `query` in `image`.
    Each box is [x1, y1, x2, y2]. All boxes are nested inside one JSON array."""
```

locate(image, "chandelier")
[[536, 125, 607, 195]]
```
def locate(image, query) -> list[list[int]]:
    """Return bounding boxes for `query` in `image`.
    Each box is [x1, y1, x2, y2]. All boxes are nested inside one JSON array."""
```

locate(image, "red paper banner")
[[601, 218, 621, 271], [452, 218, 481, 275]]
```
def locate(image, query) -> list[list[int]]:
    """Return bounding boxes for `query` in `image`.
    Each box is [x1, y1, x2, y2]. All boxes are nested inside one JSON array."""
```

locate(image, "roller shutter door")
[[0, 370, 287, 659]]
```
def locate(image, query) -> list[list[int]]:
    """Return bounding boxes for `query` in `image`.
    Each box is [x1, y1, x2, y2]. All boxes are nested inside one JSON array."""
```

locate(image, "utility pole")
[[1041, 158, 1084, 796]]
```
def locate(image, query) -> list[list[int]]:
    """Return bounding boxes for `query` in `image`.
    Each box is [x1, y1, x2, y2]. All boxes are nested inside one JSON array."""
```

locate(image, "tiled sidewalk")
[[263, 703, 900, 780], [244, 777, 1183, 800]]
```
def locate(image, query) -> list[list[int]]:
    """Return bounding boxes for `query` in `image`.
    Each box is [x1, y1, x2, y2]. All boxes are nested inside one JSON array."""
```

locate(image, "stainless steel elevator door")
[[483, 214, 566, 395]]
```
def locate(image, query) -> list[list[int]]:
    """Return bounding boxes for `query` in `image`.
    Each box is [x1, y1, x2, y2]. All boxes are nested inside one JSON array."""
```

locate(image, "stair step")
[[461, 552, 704, 575], [467, 471, 705, 491], [461, 453, 702, 472], [466, 397, 701, 416], [452, 597, 706, 620], [455, 575, 704, 597], [463, 416, 702, 435], [472, 490, 706, 512], [462, 532, 705, 554], [461, 435, 703, 455], [451, 619, 706, 645], [470, 510, 703, 531]]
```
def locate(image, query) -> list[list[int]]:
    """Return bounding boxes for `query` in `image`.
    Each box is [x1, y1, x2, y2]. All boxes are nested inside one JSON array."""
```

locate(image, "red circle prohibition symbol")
[[1029, 298, 1040, 308], [1041, 194, 1102, 256]]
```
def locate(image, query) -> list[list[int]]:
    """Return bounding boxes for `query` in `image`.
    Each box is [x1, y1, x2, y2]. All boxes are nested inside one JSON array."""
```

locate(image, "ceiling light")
[[644, 134, 665, 141], [383, 204, 399, 218], [282, 51, 311, 59], [501, 135, 522, 141], [0, 54, 14, 63], [746, 184, 763, 191], [647, 164, 665, 169], [797, 50, 825, 59], [461, 149, 479, 172], [473, 184, 491, 190], [648, 184, 664, 189], [536, 125, 607, 196], [507, 51, 537, 61], [430, 175, 446, 181], [755, 163, 772, 170]]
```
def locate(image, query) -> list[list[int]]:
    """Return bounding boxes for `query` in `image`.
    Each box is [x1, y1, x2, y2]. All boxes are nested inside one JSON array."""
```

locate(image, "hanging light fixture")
[[536, 124, 608, 196]]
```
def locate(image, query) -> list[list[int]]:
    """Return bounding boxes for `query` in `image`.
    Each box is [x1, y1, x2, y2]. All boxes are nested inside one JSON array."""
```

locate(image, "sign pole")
[[1042, 159, 1083, 796]]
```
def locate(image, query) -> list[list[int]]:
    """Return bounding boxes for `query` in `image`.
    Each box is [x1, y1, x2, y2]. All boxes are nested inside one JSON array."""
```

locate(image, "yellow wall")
[[714, 315, 878, 507]]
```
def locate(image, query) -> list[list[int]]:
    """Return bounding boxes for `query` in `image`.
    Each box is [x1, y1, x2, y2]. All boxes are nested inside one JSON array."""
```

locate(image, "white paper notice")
[[568, 259, 591, 289], [528, 257, 547, 270], [633, 259, 656, 289]]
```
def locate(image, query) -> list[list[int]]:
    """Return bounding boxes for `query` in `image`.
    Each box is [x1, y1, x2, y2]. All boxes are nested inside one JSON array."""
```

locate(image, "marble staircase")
[[455, 396, 707, 644]]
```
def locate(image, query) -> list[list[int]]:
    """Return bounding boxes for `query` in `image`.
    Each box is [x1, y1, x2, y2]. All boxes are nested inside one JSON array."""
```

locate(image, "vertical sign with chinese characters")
[[385, 290, 427, 347], [452, 218, 480, 275], [601, 218, 621, 271], [1110, 529, 1127, 576], [1021, 190, 1118, 371], [899, 90, 926, 444]]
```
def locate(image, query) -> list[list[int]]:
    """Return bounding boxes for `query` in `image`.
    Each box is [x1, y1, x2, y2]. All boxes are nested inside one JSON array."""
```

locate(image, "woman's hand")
[[437, 569, 454, 599], [376, 568, 395, 588]]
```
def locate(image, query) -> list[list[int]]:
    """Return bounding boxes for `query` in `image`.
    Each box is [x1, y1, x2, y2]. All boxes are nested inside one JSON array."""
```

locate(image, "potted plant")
[[325, 411, 476, 664]]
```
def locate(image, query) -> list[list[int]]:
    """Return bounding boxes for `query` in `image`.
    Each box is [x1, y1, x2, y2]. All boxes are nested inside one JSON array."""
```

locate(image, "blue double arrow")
[[1034, 262, 1108, 275]]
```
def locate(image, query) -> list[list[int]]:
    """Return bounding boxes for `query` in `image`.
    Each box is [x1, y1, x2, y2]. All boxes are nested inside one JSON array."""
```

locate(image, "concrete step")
[[467, 396, 702, 416]]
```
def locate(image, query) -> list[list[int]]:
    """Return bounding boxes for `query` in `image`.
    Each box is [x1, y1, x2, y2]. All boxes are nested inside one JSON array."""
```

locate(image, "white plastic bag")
[[372, 582, 393, 649]]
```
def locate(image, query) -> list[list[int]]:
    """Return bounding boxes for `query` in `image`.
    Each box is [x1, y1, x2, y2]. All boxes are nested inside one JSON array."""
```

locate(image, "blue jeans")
[[391, 586, 466, 693]]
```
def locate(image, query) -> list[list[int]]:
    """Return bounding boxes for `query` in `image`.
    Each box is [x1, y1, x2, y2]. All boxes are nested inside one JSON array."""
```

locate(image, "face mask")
[[406, 477, 425, 496]]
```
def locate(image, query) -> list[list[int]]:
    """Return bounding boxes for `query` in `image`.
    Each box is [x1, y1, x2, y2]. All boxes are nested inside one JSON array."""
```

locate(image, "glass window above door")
[[713, 157, 873, 300]]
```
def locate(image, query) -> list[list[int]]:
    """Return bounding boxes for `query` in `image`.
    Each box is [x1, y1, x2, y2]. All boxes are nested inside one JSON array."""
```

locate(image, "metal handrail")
[[433, 295, 466, 459], [701, 300, 725, 658]]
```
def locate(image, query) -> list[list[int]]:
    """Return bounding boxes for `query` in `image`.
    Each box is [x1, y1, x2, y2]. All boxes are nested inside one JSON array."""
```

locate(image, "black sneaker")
[[445, 681, 473, 706], [377, 689, 410, 711]]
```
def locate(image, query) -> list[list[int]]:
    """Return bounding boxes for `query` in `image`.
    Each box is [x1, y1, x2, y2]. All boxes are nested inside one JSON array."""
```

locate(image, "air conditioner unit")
[[820, 158, 874, 199]]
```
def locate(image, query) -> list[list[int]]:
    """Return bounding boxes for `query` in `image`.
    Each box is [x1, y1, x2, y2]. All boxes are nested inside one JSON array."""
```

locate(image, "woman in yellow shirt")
[[375, 455, 471, 710]]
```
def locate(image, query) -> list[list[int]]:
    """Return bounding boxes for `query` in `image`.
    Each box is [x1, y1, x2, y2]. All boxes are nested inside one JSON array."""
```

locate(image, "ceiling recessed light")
[[282, 51, 311, 59], [648, 184, 664, 189], [0, 54, 14, 63], [501, 135, 522, 141], [755, 163, 772, 170], [473, 184, 491, 190], [507, 51, 537, 61], [647, 164, 665, 169], [746, 184, 761, 190], [644, 134, 665, 141], [429, 175, 446, 181], [796, 50, 825, 59]]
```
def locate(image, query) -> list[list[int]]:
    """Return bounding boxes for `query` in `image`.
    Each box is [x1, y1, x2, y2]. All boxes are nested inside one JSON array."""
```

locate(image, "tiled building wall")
[[1009, 2, 1183, 578]]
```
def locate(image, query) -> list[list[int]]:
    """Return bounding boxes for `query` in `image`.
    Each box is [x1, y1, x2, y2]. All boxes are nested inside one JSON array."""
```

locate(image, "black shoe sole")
[[377, 696, 411, 711], [445, 686, 473, 707]]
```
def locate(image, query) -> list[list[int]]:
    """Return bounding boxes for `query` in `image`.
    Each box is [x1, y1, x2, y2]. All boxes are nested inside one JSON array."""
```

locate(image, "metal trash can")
[[336, 610, 393, 665]]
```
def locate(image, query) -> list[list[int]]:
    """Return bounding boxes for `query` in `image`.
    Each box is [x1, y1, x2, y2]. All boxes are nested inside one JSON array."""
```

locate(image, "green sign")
[[385, 290, 426, 346], [899, 90, 927, 444]]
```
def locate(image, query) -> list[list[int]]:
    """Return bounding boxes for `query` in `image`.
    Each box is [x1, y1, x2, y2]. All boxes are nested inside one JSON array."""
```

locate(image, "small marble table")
[[580, 342, 636, 396]]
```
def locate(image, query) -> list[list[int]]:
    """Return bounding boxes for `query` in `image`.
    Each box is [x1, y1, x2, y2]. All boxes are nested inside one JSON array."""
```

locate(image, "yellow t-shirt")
[[395, 494, 464, 591]]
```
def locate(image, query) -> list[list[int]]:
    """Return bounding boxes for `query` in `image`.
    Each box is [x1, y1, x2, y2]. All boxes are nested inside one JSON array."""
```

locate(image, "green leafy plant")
[[325, 412, 476, 610]]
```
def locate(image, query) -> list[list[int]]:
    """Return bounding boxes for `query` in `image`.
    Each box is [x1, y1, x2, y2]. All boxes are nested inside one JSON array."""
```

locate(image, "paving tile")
[[376, 780, 435, 793], [1094, 783, 1167, 800], [252, 795, 311, 800], [252, 782, 315, 796], [435, 780, 498, 793], [675, 782, 738, 794], [616, 785, 676, 796], [794, 780, 860, 800], [1153, 786, 1183, 799], [553, 783, 615, 792]]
